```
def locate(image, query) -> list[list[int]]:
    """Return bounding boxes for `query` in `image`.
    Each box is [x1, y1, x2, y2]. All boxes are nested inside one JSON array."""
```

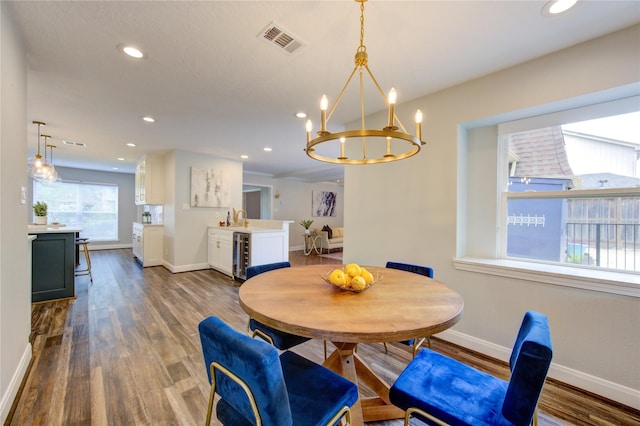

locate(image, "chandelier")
[[27, 121, 56, 181], [304, 0, 425, 165]]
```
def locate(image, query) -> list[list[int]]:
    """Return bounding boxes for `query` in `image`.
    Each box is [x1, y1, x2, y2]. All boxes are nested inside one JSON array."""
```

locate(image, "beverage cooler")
[[233, 232, 251, 280]]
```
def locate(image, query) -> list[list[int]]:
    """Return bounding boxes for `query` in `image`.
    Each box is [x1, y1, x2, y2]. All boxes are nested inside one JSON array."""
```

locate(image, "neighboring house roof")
[[576, 172, 640, 189], [509, 126, 573, 178]]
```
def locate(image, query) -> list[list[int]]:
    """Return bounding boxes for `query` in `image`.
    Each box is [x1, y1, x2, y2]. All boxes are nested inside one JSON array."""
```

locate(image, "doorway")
[[242, 185, 272, 219]]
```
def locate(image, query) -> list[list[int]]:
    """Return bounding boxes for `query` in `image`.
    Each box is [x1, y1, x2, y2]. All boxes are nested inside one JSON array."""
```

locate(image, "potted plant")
[[33, 201, 48, 225], [299, 219, 314, 234]]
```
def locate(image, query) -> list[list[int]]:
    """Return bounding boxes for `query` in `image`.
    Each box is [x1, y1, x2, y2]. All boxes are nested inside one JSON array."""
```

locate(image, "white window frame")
[[454, 95, 640, 298]]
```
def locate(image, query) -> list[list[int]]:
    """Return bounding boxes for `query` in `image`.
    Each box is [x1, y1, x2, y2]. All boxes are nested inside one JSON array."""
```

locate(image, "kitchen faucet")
[[232, 208, 248, 226]]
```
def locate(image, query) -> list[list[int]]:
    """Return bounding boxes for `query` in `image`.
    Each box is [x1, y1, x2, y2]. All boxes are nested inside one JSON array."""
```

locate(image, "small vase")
[[35, 216, 47, 225], [304, 229, 310, 235]]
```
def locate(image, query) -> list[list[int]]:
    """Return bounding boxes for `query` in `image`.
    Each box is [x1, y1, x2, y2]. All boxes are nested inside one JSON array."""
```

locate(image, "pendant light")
[[304, 0, 425, 165], [40, 142, 62, 186], [27, 121, 55, 181]]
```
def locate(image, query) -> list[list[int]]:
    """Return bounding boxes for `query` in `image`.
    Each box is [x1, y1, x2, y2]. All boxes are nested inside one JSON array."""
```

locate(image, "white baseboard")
[[0, 344, 32, 423], [162, 260, 211, 274], [438, 329, 640, 410]]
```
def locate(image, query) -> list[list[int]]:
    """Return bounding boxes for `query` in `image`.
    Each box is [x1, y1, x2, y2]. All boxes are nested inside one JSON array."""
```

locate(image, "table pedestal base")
[[323, 342, 405, 425]]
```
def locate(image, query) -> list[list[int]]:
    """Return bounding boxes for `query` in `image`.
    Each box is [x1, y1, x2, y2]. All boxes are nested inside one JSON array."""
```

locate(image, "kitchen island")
[[208, 219, 292, 279], [28, 225, 82, 302]]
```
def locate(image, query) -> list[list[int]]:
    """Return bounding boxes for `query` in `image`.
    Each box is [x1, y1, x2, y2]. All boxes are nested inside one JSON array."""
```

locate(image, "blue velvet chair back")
[[386, 261, 434, 278], [503, 311, 553, 425], [198, 316, 293, 425], [246, 261, 291, 280]]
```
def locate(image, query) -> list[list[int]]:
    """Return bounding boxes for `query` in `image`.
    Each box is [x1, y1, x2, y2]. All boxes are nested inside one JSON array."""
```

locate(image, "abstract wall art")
[[312, 190, 336, 217], [190, 167, 230, 208]]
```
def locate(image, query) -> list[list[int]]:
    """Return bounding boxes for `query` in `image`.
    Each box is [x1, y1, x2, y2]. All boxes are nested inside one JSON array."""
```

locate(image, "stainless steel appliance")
[[233, 232, 251, 280]]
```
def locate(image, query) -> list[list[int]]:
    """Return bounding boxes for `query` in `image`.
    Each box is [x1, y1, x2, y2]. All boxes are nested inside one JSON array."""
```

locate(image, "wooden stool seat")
[[75, 238, 93, 283]]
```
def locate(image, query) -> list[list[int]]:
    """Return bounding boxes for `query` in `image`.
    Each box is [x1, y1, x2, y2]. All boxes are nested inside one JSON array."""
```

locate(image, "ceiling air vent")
[[258, 21, 306, 55], [63, 140, 87, 147]]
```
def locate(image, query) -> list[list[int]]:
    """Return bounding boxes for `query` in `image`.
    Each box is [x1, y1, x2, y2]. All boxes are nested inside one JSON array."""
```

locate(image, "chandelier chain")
[[359, 0, 366, 52]]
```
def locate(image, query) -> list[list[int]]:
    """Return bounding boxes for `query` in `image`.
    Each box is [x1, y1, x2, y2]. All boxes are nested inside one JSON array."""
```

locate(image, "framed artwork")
[[312, 190, 336, 217], [190, 167, 230, 207]]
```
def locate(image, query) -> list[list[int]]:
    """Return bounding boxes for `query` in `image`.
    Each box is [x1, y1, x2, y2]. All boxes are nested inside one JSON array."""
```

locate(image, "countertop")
[[28, 225, 83, 234], [133, 222, 164, 227], [208, 225, 283, 234]]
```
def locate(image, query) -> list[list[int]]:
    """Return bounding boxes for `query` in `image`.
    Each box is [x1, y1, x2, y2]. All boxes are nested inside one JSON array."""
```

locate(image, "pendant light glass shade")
[[40, 144, 62, 186]]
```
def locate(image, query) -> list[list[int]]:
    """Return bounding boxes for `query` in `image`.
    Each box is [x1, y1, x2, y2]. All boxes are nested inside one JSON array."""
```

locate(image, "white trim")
[[438, 329, 640, 410], [161, 260, 213, 274], [453, 257, 640, 297], [0, 344, 32, 423]]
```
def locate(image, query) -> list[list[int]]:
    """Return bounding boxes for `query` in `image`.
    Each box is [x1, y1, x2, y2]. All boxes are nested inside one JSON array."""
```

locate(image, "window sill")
[[452, 258, 639, 298]]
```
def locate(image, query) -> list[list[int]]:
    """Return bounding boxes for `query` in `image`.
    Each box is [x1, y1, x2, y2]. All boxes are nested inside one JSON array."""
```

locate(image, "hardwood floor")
[[6, 249, 639, 425]]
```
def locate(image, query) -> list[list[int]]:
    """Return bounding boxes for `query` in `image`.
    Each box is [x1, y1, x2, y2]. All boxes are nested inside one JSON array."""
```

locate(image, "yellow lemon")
[[345, 263, 362, 277], [329, 269, 346, 286], [360, 268, 374, 285], [350, 275, 367, 291]]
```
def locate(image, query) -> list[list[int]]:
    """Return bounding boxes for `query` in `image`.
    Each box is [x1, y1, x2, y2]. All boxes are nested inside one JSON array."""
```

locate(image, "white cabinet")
[[250, 231, 288, 266], [133, 223, 164, 267], [208, 228, 233, 277], [135, 154, 164, 205]]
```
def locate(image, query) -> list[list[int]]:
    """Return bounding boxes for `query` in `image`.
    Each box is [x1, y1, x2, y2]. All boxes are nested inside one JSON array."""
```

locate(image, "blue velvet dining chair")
[[198, 316, 359, 426], [245, 261, 311, 350], [389, 310, 553, 426], [385, 261, 435, 357]]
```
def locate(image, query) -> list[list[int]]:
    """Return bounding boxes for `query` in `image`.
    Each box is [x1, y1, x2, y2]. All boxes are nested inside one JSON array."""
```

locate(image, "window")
[[455, 95, 640, 296], [502, 111, 639, 273], [33, 180, 119, 241]]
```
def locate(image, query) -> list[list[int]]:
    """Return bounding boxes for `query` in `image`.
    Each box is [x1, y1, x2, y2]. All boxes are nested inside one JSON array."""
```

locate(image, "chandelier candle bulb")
[[306, 119, 313, 143], [339, 136, 346, 159], [387, 88, 397, 129], [415, 109, 423, 141], [320, 95, 328, 132]]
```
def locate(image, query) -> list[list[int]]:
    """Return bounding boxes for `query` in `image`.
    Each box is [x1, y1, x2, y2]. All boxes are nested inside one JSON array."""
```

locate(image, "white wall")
[[162, 150, 243, 272], [27, 166, 136, 249], [243, 173, 344, 250], [345, 25, 640, 407], [0, 3, 32, 421]]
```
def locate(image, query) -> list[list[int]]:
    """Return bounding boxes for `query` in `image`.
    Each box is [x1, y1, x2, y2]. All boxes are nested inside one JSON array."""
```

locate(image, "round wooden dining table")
[[238, 264, 464, 425]]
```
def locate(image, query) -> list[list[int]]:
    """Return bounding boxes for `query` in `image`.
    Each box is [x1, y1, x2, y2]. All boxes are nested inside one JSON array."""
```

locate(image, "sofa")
[[313, 226, 343, 253]]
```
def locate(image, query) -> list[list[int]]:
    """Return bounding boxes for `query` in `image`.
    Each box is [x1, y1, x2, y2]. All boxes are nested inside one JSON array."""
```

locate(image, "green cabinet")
[[31, 232, 75, 302]]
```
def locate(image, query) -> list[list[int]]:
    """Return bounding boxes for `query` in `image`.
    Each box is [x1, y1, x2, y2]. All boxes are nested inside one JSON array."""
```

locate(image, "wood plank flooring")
[[6, 249, 639, 425]]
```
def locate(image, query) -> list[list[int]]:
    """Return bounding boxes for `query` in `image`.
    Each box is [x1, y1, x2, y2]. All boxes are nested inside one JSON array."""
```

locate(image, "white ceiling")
[[7, 0, 640, 183]]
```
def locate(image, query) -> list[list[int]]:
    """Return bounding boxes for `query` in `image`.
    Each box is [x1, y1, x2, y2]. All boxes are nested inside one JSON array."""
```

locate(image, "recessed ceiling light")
[[296, 112, 307, 119], [126, 143, 136, 147], [117, 157, 125, 161], [118, 44, 145, 59], [112, 167, 119, 170], [542, 0, 578, 16], [142, 116, 155, 123], [264, 147, 272, 152], [241, 155, 248, 159]]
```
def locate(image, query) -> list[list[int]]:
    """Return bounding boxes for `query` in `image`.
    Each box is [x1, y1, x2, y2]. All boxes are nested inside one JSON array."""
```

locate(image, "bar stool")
[[75, 237, 93, 283]]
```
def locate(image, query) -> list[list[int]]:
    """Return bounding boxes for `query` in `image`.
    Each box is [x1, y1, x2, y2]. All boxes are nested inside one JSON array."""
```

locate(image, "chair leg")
[[75, 241, 93, 283], [383, 342, 388, 354], [205, 382, 215, 426]]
